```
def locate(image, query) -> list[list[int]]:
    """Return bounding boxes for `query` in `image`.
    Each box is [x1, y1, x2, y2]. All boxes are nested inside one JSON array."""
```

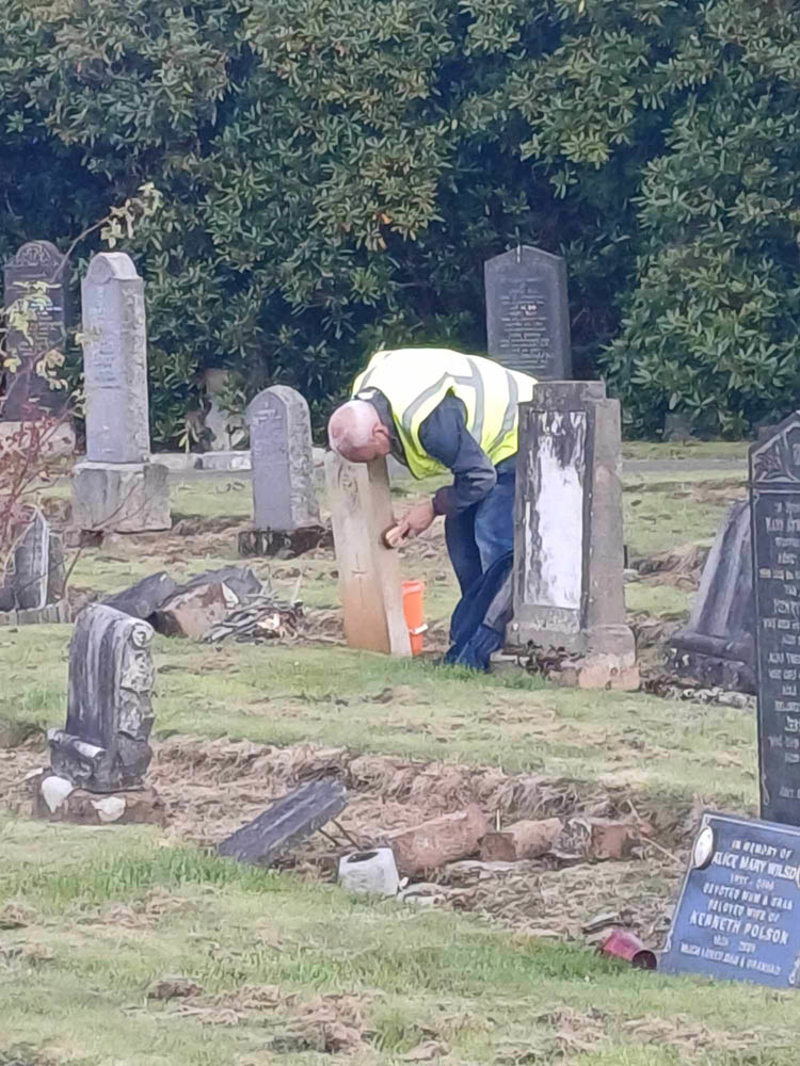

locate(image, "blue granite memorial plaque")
[[661, 811, 800, 988]]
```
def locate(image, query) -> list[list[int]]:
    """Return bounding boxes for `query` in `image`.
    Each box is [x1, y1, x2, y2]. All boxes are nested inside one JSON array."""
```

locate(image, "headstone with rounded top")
[[1, 240, 69, 422], [238, 385, 325, 557], [484, 246, 572, 380]]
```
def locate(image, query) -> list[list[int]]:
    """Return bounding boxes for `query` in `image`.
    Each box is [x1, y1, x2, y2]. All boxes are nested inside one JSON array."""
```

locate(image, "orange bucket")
[[402, 579, 427, 656]]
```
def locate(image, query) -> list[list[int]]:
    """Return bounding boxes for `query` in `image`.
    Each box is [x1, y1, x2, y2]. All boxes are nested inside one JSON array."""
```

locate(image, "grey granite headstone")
[[247, 386, 320, 532], [81, 252, 149, 464], [509, 382, 636, 682], [484, 246, 572, 379], [2, 240, 68, 420], [48, 604, 156, 792], [668, 501, 756, 693], [72, 252, 170, 532], [750, 413, 800, 825]]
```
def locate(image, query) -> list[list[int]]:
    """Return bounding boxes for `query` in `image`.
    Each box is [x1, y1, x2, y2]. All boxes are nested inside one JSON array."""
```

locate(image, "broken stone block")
[[479, 817, 563, 862], [217, 779, 348, 866], [381, 805, 490, 876], [152, 581, 238, 639], [31, 776, 165, 825], [183, 566, 261, 602], [550, 652, 639, 691], [589, 820, 642, 861], [103, 572, 177, 619], [48, 604, 156, 792]]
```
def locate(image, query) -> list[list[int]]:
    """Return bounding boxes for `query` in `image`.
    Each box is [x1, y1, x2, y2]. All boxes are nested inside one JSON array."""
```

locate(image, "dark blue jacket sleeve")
[[418, 395, 497, 516]]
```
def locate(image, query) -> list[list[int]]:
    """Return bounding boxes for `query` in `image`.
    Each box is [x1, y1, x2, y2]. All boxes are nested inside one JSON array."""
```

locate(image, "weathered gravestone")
[[484, 246, 572, 380], [238, 385, 325, 557], [217, 779, 348, 866], [508, 381, 637, 688], [71, 252, 170, 533], [1, 240, 69, 422], [237, 385, 326, 554], [326, 453, 411, 657], [0, 508, 67, 623], [668, 500, 756, 693], [661, 811, 800, 988], [750, 414, 800, 825], [49, 604, 156, 790]]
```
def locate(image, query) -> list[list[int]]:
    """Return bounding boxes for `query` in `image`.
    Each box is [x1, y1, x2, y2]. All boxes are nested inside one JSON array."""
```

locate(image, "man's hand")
[[395, 498, 436, 542]]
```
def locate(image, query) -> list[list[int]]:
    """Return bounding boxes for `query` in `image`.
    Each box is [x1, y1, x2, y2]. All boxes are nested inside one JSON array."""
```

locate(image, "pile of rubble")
[[101, 566, 305, 644]]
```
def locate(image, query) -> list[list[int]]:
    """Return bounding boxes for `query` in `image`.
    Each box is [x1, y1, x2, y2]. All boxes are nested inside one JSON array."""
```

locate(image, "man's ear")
[[373, 422, 390, 445]]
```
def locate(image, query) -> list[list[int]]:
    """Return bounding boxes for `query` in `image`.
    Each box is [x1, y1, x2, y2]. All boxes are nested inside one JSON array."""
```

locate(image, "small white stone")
[[41, 775, 74, 813], [91, 795, 127, 823]]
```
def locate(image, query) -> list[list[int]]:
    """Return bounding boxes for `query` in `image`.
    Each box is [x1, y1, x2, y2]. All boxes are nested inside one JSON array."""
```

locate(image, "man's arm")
[[418, 395, 497, 517]]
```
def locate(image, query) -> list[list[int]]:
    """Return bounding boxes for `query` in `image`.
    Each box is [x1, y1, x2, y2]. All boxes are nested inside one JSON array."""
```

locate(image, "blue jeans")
[[442, 457, 516, 670], [444, 456, 516, 596]]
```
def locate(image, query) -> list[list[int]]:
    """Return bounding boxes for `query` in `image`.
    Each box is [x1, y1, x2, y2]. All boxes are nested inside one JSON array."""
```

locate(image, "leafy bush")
[[2, 0, 800, 441]]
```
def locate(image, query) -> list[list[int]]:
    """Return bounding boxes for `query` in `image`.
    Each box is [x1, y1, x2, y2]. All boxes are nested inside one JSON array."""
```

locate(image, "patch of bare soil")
[[0, 734, 695, 946]]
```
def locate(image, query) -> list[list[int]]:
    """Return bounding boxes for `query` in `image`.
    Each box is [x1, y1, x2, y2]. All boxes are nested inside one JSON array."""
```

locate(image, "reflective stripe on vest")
[[352, 348, 537, 479]]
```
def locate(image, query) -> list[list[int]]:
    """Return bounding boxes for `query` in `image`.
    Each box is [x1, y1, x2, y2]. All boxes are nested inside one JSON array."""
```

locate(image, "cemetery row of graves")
[[2, 241, 800, 1060]]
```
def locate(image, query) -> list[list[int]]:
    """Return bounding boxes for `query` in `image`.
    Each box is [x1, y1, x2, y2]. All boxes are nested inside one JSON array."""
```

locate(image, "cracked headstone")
[[47, 603, 156, 792], [217, 779, 348, 865], [103, 572, 178, 619]]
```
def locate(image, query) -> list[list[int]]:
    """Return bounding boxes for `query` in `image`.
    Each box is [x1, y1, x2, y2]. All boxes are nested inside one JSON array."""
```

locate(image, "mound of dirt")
[[1, 735, 696, 944]]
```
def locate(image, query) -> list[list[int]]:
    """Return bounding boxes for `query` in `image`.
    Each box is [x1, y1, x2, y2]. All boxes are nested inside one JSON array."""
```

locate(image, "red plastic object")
[[600, 928, 657, 970], [402, 579, 426, 656]]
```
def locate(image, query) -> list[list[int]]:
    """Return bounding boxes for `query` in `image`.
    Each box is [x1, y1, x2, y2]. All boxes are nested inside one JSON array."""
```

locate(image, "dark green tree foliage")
[[1, 0, 799, 441]]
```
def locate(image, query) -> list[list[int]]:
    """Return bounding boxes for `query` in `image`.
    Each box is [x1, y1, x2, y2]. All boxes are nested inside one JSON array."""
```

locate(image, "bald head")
[[328, 400, 391, 463]]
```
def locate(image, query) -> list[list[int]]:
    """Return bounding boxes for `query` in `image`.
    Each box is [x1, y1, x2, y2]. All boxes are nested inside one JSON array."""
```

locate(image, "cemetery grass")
[[3, 818, 800, 1066], [0, 449, 776, 1063]]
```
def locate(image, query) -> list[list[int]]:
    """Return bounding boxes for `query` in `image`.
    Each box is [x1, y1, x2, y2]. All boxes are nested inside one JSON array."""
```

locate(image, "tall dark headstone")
[[750, 414, 800, 825], [508, 381, 637, 688], [668, 501, 756, 693], [484, 246, 572, 380], [2, 240, 68, 420]]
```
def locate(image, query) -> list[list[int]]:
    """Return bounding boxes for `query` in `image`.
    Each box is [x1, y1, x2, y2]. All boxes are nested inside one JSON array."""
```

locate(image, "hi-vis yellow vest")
[[352, 348, 537, 479]]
